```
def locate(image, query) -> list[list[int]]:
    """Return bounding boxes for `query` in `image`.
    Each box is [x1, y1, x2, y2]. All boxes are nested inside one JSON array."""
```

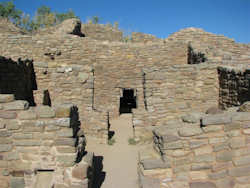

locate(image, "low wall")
[[139, 111, 250, 188], [0, 94, 93, 188]]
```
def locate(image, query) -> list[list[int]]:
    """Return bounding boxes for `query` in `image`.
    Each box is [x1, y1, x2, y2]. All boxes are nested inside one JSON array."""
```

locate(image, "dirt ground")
[[86, 114, 140, 188]]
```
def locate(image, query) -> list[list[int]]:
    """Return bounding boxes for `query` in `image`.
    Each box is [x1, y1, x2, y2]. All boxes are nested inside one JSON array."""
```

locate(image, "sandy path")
[[86, 114, 139, 188]]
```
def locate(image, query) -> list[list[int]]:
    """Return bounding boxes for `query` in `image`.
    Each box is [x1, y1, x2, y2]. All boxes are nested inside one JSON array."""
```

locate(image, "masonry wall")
[[218, 66, 250, 109], [0, 94, 93, 188], [133, 63, 219, 128], [140, 112, 250, 188]]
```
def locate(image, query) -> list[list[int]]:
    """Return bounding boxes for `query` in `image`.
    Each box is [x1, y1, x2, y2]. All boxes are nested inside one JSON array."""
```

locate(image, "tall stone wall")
[[218, 66, 250, 109], [131, 32, 163, 43], [0, 94, 93, 188], [139, 111, 250, 188]]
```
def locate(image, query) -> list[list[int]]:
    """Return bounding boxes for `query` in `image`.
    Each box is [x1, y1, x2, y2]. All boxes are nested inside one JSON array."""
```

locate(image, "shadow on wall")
[[91, 156, 106, 188], [0, 56, 37, 106]]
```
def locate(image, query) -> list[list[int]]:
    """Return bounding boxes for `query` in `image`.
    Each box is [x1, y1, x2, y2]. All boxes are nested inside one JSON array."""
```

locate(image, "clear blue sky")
[[3, 0, 250, 43]]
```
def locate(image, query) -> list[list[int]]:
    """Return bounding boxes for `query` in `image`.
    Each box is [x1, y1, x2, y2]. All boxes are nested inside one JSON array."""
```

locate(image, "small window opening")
[[119, 89, 137, 114]]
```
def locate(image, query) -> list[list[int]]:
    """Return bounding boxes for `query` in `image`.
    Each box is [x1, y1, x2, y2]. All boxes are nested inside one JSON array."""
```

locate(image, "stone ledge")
[[201, 114, 232, 126]]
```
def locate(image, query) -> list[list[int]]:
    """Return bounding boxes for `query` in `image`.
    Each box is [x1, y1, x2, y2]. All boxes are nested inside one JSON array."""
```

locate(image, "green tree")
[[92, 16, 99, 24], [33, 5, 56, 28], [0, 1, 22, 25]]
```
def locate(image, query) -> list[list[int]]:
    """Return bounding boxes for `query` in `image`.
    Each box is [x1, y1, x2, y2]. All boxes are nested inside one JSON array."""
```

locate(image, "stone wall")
[[131, 32, 163, 43], [133, 63, 219, 129], [81, 23, 123, 42], [218, 66, 250, 109], [139, 111, 250, 188], [0, 57, 36, 106], [0, 94, 93, 188]]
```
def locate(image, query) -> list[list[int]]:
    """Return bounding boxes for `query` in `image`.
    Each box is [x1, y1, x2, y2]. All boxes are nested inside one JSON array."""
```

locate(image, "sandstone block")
[[213, 142, 229, 152], [228, 165, 250, 177], [202, 114, 231, 126], [0, 94, 14, 103], [0, 130, 11, 137], [216, 150, 233, 162], [54, 138, 76, 146], [72, 162, 89, 180], [191, 163, 212, 171], [0, 111, 17, 119], [215, 177, 235, 188], [6, 120, 20, 130], [0, 178, 9, 188], [54, 103, 73, 118], [233, 155, 250, 166], [12, 133, 32, 139], [224, 123, 241, 131], [10, 177, 25, 188], [194, 154, 215, 163], [0, 161, 8, 168], [0, 144, 12, 152], [178, 126, 202, 137], [208, 169, 227, 180], [36, 106, 55, 118], [181, 112, 204, 123], [57, 128, 73, 137], [229, 137, 245, 149], [232, 112, 250, 121], [190, 182, 216, 188], [190, 171, 208, 180], [189, 139, 208, 149], [3, 100, 29, 111], [13, 140, 41, 146], [202, 125, 223, 133], [141, 158, 170, 170], [194, 145, 213, 155], [18, 110, 37, 120], [56, 146, 76, 153]]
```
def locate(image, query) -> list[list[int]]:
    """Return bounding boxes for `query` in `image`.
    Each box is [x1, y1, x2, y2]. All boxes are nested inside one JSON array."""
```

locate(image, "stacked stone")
[[139, 111, 250, 188], [0, 94, 93, 188], [218, 65, 250, 109], [81, 23, 123, 42], [131, 32, 164, 43]]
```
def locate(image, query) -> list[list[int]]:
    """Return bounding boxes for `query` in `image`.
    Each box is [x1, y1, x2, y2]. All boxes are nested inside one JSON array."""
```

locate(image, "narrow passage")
[[86, 114, 139, 188]]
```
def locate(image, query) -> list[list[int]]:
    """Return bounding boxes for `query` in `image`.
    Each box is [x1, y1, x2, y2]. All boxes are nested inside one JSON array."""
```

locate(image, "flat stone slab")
[[0, 94, 14, 103], [141, 158, 170, 170], [3, 100, 29, 111], [202, 114, 232, 126], [190, 182, 217, 188], [36, 106, 55, 118], [0, 111, 17, 119]]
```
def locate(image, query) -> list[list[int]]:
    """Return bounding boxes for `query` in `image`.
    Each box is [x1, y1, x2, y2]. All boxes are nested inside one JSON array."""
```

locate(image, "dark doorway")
[[119, 89, 137, 114]]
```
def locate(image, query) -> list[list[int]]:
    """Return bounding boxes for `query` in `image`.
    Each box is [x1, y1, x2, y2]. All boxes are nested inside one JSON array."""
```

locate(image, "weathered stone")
[[190, 182, 216, 188], [189, 139, 208, 148], [173, 164, 190, 173], [202, 125, 223, 132], [215, 177, 235, 188], [216, 150, 233, 162], [57, 128, 73, 137], [0, 161, 8, 168], [0, 178, 9, 188], [36, 106, 55, 118], [0, 111, 17, 119], [3, 100, 29, 111], [141, 159, 170, 170], [53, 118, 70, 127], [194, 154, 215, 163], [54, 138, 76, 146], [238, 101, 250, 112], [0, 94, 14, 103], [209, 137, 227, 144], [181, 112, 204, 123], [0, 130, 11, 137], [161, 140, 183, 150], [232, 112, 250, 121], [78, 72, 89, 83], [208, 169, 227, 180], [228, 165, 250, 177], [4, 152, 20, 161], [13, 140, 41, 146], [194, 145, 213, 155], [213, 142, 229, 152], [178, 126, 202, 137], [18, 110, 37, 120], [224, 123, 241, 131], [54, 103, 73, 118], [233, 155, 250, 166], [10, 177, 25, 188], [12, 133, 32, 139], [229, 137, 245, 149], [0, 144, 12, 152], [5, 120, 20, 130], [191, 163, 212, 171], [0, 138, 12, 144], [72, 162, 89, 180], [202, 114, 231, 126], [190, 171, 208, 180]]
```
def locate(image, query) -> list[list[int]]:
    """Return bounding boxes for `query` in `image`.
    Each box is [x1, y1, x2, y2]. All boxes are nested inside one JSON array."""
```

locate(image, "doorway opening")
[[119, 89, 137, 114]]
